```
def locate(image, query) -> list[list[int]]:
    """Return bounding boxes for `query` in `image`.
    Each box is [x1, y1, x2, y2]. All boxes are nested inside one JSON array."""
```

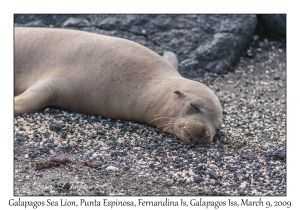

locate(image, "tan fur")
[[14, 27, 222, 144]]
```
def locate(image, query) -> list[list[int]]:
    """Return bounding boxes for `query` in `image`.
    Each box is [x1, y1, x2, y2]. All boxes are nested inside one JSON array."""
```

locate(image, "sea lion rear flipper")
[[162, 51, 178, 71], [14, 80, 60, 117]]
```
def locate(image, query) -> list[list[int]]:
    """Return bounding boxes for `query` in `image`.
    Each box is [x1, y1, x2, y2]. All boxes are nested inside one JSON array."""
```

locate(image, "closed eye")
[[190, 103, 200, 112]]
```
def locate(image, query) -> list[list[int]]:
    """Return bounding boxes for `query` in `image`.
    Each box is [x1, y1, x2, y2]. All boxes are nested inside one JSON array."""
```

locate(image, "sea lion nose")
[[200, 131, 210, 140], [197, 124, 214, 143]]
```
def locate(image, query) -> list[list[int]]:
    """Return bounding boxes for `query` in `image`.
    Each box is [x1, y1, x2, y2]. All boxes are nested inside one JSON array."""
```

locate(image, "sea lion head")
[[171, 84, 222, 144]]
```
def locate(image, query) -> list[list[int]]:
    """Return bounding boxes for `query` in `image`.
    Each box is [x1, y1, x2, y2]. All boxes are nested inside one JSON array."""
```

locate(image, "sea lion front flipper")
[[14, 80, 61, 117], [162, 51, 178, 71]]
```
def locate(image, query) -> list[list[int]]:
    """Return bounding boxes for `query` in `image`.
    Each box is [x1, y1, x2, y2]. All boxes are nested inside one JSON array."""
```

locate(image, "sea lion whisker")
[[147, 116, 176, 124], [162, 124, 174, 132], [179, 117, 208, 138], [183, 127, 197, 144], [153, 113, 165, 117], [177, 116, 193, 123], [156, 122, 177, 129]]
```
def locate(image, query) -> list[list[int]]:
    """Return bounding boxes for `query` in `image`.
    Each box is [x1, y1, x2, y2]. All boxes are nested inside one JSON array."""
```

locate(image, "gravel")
[[14, 36, 286, 196]]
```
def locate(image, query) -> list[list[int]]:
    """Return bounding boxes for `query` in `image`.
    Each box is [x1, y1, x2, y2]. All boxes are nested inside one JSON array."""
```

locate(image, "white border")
[[1, 0, 297, 209]]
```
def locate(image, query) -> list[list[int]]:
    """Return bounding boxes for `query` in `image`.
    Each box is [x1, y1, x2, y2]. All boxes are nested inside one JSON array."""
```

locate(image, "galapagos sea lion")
[[14, 27, 222, 144]]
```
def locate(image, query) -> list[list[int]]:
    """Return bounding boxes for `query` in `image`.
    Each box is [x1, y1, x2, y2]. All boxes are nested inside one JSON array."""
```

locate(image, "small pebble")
[[106, 166, 119, 172], [208, 170, 218, 180], [209, 164, 217, 169], [239, 181, 248, 189]]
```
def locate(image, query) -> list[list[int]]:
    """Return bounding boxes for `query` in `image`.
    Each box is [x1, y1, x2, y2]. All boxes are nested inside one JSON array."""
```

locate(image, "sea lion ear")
[[174, 90, 184, 96]]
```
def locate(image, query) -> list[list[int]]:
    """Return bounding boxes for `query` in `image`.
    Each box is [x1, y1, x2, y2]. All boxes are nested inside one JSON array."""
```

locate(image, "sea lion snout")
[[171, 92, 222, 144], [174, 119, 214, 144]]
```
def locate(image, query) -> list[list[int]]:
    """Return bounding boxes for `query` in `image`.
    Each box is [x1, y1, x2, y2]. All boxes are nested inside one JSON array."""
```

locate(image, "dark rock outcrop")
[[256, 14, 286, 40], [14, 14, 257, 77]]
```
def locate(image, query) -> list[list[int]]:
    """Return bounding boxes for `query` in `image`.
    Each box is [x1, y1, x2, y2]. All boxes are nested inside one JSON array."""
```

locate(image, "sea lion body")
[[14, 27, 222, 144]]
